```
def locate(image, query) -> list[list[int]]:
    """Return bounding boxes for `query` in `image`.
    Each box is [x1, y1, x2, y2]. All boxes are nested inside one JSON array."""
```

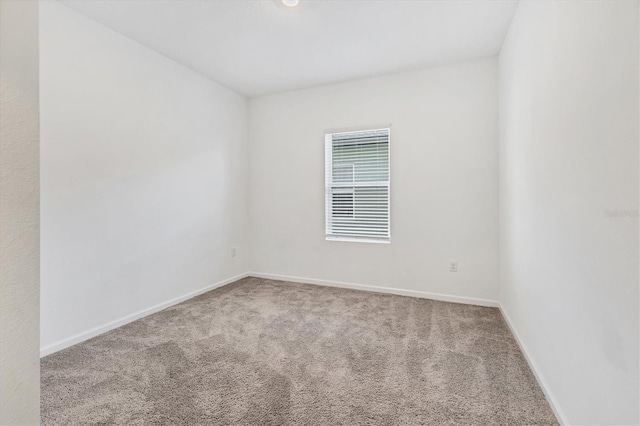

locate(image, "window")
[[325, 128, 390, 243]]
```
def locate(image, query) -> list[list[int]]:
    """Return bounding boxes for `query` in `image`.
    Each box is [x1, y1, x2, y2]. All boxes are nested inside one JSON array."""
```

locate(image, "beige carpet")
[[41, 277, 558, 425]]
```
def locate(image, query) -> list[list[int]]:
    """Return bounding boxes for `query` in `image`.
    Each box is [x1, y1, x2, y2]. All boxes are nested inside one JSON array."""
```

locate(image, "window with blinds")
[[325, 128, 390, 243]]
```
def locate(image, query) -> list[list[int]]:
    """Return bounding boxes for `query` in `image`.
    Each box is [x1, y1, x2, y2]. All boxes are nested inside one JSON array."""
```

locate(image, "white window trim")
[[324, 128, 391, 244]]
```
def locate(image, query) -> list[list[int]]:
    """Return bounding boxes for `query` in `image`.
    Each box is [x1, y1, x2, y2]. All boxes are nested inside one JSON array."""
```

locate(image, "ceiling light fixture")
[[282, 0, 299, 7]]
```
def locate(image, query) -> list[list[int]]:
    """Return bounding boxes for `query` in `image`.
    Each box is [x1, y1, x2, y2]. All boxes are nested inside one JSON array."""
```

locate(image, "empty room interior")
[[1, 0, 639, 425]]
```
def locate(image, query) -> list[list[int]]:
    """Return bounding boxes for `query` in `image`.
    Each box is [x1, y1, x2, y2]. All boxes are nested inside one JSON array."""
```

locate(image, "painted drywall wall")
[[0, 0, 41, 423], [499, 1, 639, 424], [249, 58, 499, 302], [39, 1, 249, 352]]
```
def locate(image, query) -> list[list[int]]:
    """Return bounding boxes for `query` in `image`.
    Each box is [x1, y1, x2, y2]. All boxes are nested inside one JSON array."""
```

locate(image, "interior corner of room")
[[1, 0, 638, 425]]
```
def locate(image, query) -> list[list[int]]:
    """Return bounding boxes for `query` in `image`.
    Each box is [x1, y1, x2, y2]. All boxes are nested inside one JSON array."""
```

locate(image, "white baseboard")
[[40, 272, 249, 358], [250, 273, 568, 423], [40, 271, 497, 357], [499, 305, 568, 426], [249, 272, 499, 307], [40, 270, 566, 425]]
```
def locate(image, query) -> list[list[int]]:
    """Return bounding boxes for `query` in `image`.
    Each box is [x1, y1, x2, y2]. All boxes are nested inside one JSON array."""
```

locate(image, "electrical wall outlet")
[[449, 260, 458, 272], [231, 248, 237, 258]]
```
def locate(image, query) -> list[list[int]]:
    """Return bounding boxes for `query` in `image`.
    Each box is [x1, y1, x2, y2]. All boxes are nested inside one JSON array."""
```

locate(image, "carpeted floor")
[[41, 277, 558, 425]]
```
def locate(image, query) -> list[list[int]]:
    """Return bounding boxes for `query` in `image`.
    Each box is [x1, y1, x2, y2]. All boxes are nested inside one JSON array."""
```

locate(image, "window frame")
[[324, 127, 391, 244]]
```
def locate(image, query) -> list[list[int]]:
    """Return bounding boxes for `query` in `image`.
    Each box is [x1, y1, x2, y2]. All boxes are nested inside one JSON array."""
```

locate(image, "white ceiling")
[[60, 0, 518, 97]]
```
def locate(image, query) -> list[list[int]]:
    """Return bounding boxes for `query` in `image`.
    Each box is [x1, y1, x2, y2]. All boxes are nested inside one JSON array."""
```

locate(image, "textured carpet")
[[41, 277, 558, 425]]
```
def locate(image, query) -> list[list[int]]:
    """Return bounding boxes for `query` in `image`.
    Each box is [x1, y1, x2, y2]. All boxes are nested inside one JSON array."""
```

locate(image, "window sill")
[[325, 236, 390, 244]]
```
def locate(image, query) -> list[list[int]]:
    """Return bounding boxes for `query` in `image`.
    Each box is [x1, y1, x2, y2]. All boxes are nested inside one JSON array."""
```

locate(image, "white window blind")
[[325, 128, 390, 243]]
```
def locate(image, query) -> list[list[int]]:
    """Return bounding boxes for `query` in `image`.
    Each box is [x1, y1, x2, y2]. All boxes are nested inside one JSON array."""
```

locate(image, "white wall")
[[40, 1, 249, 353], [0, 1, 41, 424], [249, 58, 499, 303], [499, 1, 639, 424]]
